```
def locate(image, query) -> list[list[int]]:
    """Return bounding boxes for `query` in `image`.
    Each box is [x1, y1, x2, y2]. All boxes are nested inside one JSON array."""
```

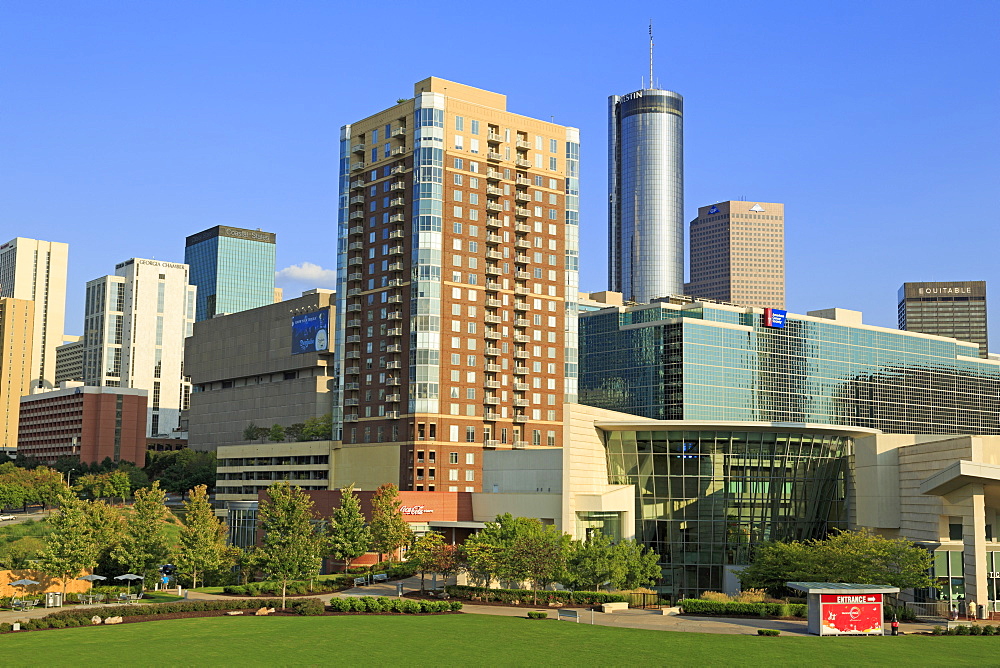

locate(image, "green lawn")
[[0, 614, 998, 666], [139, 592, 185, 603]]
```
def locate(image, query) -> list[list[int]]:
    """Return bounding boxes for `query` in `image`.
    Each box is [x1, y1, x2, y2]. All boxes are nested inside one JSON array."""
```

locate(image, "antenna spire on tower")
[[649, 19, 654, 89]]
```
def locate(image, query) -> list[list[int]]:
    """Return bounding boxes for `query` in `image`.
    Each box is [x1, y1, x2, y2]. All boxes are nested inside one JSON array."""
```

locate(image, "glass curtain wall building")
[[185, 226, 277, 322], [580, 301, 1000, 434], [608, 89, 684, 304], [603, 423, 863, 600]]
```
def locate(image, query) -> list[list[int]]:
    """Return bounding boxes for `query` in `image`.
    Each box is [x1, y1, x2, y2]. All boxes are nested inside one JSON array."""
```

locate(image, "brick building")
[[17, 384, 148, 465]]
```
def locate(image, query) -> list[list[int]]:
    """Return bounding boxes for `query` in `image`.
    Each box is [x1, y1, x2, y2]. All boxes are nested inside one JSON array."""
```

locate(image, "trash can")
[[979, 604, 988, 620], [45, 592, 63, 608]]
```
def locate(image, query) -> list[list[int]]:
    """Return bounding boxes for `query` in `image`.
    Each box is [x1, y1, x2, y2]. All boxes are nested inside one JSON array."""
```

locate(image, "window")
[[466, 426, 476, 442], [471, 119, 480, 135], [465, 470, 475, 481], [448, 470, 459, 481], [465, 452, 475, 464], [449, 452, 458, 464], [455, 116, 464, 131], [449, 425, 459, 442]]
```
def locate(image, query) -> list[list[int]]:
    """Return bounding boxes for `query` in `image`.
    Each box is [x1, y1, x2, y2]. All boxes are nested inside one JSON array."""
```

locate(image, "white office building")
[[83, 258, 196, 436], [0, 237, 69, 391]]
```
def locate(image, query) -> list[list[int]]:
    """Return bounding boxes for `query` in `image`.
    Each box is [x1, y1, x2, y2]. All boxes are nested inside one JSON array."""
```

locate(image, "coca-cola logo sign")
[[400, 505, 433, 516]]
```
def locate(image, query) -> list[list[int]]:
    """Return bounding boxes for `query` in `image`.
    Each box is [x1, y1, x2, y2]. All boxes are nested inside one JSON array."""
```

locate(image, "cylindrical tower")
[[608, 89, 684, 303]]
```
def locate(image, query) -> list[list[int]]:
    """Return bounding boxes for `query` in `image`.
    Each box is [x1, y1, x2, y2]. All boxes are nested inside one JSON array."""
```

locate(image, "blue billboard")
[[291, 309, 330, 354], [763, 308, 787, 329]]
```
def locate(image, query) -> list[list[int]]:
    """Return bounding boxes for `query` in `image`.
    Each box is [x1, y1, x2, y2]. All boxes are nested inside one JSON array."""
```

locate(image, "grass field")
[[0, 613, 998, 666]]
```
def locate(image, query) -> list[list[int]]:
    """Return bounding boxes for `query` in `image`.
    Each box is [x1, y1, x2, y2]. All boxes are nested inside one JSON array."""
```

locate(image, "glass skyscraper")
[[608, 88, 684, 303], [580, 300, 1000, 434], [184, 226, 277, 322]]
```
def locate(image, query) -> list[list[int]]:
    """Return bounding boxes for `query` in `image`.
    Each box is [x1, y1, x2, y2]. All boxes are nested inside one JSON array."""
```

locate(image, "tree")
[[565, 533, 620, 591], [38, 492, 98, 599], [152, 449, 217, 498], [301, 413, 332, 441], [739, 529, 936, 597], [285, 423, 305, 442], [407, 532, 448, 593], [614, 539, 661, 590], [326, 485, 370, 572], [369, 483, 412, 562], [257, 481, 324, 608], [505, 523, 570, 604], [82, 499, 126, 577], [176, 485, 234, 589], [267, 424, 286, 443], [113, 481, 171, 582], [459, 533, 504, 600], [107, 470, 131, 506], [242, 422, 264, 443]]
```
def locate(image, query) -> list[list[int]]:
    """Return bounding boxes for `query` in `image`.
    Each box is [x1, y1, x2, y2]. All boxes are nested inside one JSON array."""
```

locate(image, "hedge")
[[679, 599, 807, 618], [326, 596, 460, 613], [223, 580, 343, 597], [445, 585, 628, 606], [0, 596, 460, 633]]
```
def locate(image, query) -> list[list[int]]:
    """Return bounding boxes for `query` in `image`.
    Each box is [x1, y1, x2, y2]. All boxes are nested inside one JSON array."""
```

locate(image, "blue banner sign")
[[291, 310, 330, 354]]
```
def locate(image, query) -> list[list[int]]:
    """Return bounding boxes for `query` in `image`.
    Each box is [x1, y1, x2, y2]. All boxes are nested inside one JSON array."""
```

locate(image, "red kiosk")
[[788, 582, 900, 636]]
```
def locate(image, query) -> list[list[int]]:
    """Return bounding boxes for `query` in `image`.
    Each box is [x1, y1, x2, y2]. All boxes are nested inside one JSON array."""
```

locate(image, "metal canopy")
[[787, 582, 900, 595]]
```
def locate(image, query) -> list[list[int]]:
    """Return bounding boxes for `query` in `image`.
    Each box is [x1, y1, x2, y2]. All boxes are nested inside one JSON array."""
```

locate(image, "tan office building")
[[0, 298, 35, 448], [186, 289, 336, 451], [898, 281, 988, 358], [55, 335, 84, 384], [0, 237, 69, 391], [336, 77, 581, 492], [686, 201, 784, 309]]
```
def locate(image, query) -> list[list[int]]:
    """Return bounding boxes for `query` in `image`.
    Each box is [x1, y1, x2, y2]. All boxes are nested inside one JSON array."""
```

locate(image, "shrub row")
[[679, 599, 807, 618], [527, 611, 548, 619], [327, 596, 460, 613], [932, 625, 1000, 636], [757, 629, 781, 636], [223, 581, 329, 597], [445, 585, 627, 606], [883, 604, 917, 622]]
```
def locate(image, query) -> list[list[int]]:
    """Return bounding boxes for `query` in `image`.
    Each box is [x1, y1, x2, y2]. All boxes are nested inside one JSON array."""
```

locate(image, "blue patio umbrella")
[[114, 574, 143, 596]]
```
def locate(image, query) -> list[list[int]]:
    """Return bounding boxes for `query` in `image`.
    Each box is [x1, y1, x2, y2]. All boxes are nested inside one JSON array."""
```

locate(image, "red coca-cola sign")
[[400, 505, 433, 516]]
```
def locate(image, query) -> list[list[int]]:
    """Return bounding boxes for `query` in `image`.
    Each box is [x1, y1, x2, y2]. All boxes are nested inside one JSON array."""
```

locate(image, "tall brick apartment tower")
[[335, 78, 580, 492]]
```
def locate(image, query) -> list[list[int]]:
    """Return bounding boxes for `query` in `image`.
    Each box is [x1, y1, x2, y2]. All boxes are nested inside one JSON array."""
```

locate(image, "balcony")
[[514, 318, 530, 327], [386, 344, 402, 353], [515, 192, 531, 202], [515, 255, 530, 264], [390, 197, 405, 208], [486, 201, 503, 212], [484, 412, 500, 421], [389, 213, 405, 223], [387, 311, 402, 320], [352, 143, 365, 153], [514, 415, 528, 423], [513, 302, 529, 311], [347, 272, 363, 281], [346, 351, 361, 359], [349, 211, 365, 221], [514, 239, 531, 249], [513, 366, 528, 375], [484, 331, 501, 340], [347, 258, 362, 267], [487, 132, 503, 142], [484, 439, 500, 448], [486, 168, 503, 180], [351, 161, 366, 171], [344, 398, 359, 406], [386, 361, 402, 369], [390, 147, 406, 156], [344, 414, 359, 422], [346, 335, 361, 343], [514, 334, 530, 342], [486, 298, 502, 308], [515, 223, 532, 233], [347, 288, 361, 297], [389, 181, 405, 191], [513, 440, 528, 449], [484, 397, 500, 405], [485, 281, 502, 290], [485, 380, 501, 389], [515, 158, 531, 168], [515, 207, 531, 217], [386, 394, 400, 402], [514, 382, 529, 391], [516, 176, 531, 186], [346, 366, 360, 375], [348, 241, 364, 251], [386, 377, 401, 386], [390, 165, 406, 174], [514, 398, 530, 407], [487, 151, 503, 161], [486, 234, 503, 243], [387, 246, 404, 255], [345, 382, 360, 391], [388, 262, 403, 271], [389, 230, 404, 239], [346, 318, 361, 328], [350, 179, 365, 190], [349, 195, 365, 205], [485, 267, 502, 276], [346, 303, 362, 312], [485, 363, 502, 373], [484, 347, 501, 356], [514, 351, 529, 359], [386, 327, 403, 336], [386, 295, 402, 304], [514, 286, 530, 296], [392, 127, 406, 138], [486, 217, 502, 228], [515, 271, 531, 280], [349, 225, 364, 235], [484, 314, 502, 324], [385, 411, 400, 419], [515, 138, 531, 149]]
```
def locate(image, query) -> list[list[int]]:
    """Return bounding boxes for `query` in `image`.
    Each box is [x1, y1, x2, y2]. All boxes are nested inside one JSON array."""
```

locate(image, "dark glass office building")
[[580, 301, 1000, 434], [898, 281, 988, 358], [602, 422, 866, 599], [185, 226, 277, 322]]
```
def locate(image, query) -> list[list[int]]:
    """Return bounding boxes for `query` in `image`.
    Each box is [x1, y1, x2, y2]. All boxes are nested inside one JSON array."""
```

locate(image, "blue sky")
[[3, 1, 999, 346]]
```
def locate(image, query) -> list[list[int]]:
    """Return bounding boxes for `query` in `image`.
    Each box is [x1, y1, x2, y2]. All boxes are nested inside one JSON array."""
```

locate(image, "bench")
[[353, 577, 368, 587], [557, 609, 580, 623], [372, 573, 388, 583], [601, 602, 629, 613]]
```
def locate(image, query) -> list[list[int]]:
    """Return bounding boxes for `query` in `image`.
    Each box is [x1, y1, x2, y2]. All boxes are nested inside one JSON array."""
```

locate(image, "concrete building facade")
[[0, 298, 34, 449], [186, 290, 336, 451], [185, 225, 277, 322], [0, 237, 69, 391], [18, 384, 148, 464], [55, 335, 84, 384], [898, 281, 988, 358], [83, 258, 196, 436], [335, 77, 580, 492], [686, 200, 785, 309]]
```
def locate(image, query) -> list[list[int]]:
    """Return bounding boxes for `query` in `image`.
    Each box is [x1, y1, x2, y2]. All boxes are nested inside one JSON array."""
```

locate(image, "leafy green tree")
[[565, 533, 620, 591], [407, 532, 448, 593], [285, 423, 305, 442], [459, 532, 504, 599], [82, 498, 126, 576], [107, 470, 131, 505], [503, 522, 570, 604], [267, 424, 286, 443], [326, 484, 370, 572], [175, 485, 235, 589], [0, 482, 28, 511], [153, 449, 217, 498], [614, 539, 661, 590], [38, 492, 98, 599], [242, 422, 264, 443], [113, 481, 171, 582], [301, 413, 332, 441], [369, 483, 412, 562], [739, 529, 936, 596], [257, 481, 324, 608]]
